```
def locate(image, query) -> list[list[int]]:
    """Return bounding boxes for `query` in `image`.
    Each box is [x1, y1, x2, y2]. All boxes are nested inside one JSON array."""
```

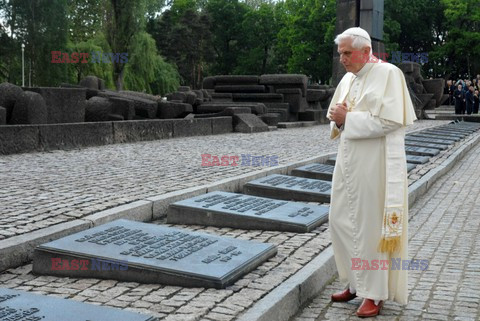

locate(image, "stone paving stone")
[[0, 120, 477, 321], [0, 121, 448, 239], [291, 131, 480, 321]]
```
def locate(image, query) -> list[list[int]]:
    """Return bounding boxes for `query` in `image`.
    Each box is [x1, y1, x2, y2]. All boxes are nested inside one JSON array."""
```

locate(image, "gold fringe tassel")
[[377, 237, 401, 253]]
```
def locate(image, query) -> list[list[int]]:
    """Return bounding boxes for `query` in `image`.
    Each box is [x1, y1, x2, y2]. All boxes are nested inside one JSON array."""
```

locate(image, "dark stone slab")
[[215, 85, 266, 93], [10, 91, 48, 124], [158, 101, 193, 119], [260, 113, 280, 126], [32, 219, 276, 289], [232, 93, 284, 103], [0, 288, 156, 321], [233, 114, 269, 133], [291, 163, 335, 181], [85, 96, 113, 122], [168, 191, 329, 232], [276, 88, 306, 113], [259, 74, 308, 97], [0, 82, 24, 123], [405, 146, 440, 157], [27, 87, 86, 124], [0, 125, 40, 154], [128, 96, 158, 119], [202, 76, 216, 89], [407, 163, 416, 172], [326, 156, 337, 165], [109, 97, 135, 120], [441, 124, 479, 132], [79, 75, 100, 90], [215, 75, 259, 85], [424, 130, 467, 138], [211, 93, 233, 101], [173, 118, 212, 137], [113, 119, 173, 143], [404, 135, 454, 146], [212, 117, 233, 135], [298, 109, 328, 123], [0, 107, 6, 125], [409, 133, 460, 142], [404, 140, 448, 150], [198, 102, 265, 115], [244, 174, 332, 203], [406, 155, 430, 164], [38, 122, 113, 150], [306, 89, 329, 102]]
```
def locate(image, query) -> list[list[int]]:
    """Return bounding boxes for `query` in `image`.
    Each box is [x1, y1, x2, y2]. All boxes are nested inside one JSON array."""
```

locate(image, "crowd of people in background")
[[446, 74, 480, 115]]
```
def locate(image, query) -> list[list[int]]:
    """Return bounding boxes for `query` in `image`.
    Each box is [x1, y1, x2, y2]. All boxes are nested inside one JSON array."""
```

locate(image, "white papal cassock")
[[327, 59, 416, 305]]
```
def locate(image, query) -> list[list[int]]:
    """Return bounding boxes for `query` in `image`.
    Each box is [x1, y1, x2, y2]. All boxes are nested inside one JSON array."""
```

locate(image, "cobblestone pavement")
[[0, 120, 449, 240], [292, 128, 480, 321], [0, 220, 331, 321]]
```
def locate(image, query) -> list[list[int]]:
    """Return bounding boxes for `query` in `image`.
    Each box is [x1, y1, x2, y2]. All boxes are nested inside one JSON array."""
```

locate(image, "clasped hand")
[[328, 102, 348, 127]]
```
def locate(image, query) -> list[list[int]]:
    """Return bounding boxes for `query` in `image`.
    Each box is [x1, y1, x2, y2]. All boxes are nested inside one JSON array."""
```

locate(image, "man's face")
[[458, 85, 463, 90], [337, 38, 370, 74]]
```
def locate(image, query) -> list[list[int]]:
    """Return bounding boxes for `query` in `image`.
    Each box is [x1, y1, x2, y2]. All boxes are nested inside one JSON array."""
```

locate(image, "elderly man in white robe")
[[327, 27, 416, 317]]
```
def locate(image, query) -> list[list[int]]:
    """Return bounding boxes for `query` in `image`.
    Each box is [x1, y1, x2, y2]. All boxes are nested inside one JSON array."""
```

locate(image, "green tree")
[[274, 0, 336, 83], [124, 31, 180, 94], [149, 0, 213, 88], [1, 0, 70, 86], [205, 0, 249, 75], [235, 3, 279, 74]]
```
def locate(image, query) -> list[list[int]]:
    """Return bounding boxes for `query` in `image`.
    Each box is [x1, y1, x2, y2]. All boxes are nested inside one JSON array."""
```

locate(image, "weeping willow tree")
[[67, 33, 114, 87], [124, 32, 180, 95]]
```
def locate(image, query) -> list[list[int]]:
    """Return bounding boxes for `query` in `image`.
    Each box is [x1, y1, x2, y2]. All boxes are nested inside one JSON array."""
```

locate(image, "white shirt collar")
[[354, 60, 375, 77]]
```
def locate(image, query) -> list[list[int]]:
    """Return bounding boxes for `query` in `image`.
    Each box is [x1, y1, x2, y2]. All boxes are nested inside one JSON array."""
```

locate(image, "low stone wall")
[[0, 117, 233, 155]]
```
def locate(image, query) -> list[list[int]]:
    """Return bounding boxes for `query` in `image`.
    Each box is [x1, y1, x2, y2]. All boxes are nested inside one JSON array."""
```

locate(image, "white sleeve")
[[330, 121, 344, 139], [342, 111, 402, 139]]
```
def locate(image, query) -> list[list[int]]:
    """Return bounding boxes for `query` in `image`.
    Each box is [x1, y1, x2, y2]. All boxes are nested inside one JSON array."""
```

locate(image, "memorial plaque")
[[407, 163, 416, 172], [408, 133, 459, 142], [0, 288, 156, 321], [326, 156, 337, 165], [425, 130, 467, 138], [168, 191, 329, 233], [291, 163, 335, 181], [244, 174, 332, 203], [404, 140, 447, 150], [442, 125, 478, 133], [33, 219, 277, 289], [405, 146, 440, 157], [422, 131, 465, 139], [406, 155, 430, 164], [404, 136, 454, 146]]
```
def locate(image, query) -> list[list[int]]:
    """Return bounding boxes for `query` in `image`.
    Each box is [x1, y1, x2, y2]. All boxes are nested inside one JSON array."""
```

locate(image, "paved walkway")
[[0, 120, 446, 240], [292, 127, 480, 321]]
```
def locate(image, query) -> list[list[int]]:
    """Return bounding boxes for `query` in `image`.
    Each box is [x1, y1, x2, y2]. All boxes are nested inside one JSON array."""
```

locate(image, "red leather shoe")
[[331, 289, 357, 302], [356, 299, 383, 318]]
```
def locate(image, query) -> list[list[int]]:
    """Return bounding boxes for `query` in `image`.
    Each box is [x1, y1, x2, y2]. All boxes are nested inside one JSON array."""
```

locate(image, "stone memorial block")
[[407, 163, 416, 172], [425, 130, 467, 138], [404, 136, 454, 146], [244, 174, 332, 203], [168, 192, 329, 233], [405, 146, 440, 157], [326, 156, 337, 166], [27, 87, 86, 124], [33, 219, 277, 289], [291, 163, 335, 181], [409, 133, 460, 142], [406, 155, 430, 164], [442, 125, 479, 132], [404, 140, 447, 150], [0, 288, 157, 321]]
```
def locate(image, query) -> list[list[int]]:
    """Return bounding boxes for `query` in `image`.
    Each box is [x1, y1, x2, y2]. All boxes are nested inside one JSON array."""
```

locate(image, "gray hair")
[[334, 34, 372, 54]]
